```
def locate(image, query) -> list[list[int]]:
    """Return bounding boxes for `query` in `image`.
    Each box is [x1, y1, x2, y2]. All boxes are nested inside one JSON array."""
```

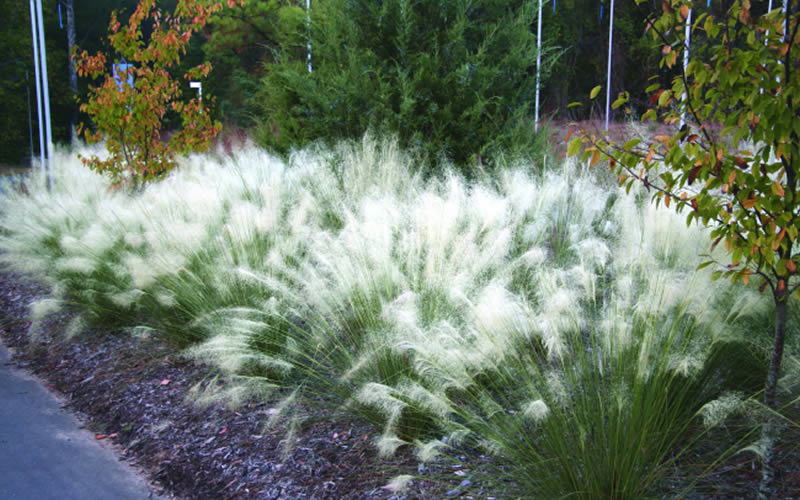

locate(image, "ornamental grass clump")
[[0, 135, 793, 497]]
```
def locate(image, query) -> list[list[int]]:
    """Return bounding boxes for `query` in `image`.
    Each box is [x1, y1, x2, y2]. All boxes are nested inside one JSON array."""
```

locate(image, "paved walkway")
[[0, 341, 159, 499]]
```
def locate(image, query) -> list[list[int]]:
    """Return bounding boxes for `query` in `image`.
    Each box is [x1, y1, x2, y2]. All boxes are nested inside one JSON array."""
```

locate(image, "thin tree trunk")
[[758, 295, 788, 499], [65, 0, 78, 142]]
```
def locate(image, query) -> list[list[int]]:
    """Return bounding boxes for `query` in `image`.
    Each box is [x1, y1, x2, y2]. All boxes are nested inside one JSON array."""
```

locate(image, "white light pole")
[[34, 0, 53, 189], [29, 0, 45, 172], [306, 0, 312, 73], [535, 0, 542, 132], [605, 0, 615, 132]]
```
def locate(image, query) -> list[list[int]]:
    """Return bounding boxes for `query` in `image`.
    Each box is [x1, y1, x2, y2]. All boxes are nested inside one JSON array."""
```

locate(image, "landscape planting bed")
[[0, 269, 472, 499]]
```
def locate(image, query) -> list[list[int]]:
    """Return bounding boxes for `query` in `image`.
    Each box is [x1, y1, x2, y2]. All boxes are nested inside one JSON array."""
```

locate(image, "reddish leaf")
[[688, 165, 702, 185]]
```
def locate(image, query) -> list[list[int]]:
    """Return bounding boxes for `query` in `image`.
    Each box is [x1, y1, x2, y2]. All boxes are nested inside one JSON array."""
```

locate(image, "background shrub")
[[252, 0, 558, 172]]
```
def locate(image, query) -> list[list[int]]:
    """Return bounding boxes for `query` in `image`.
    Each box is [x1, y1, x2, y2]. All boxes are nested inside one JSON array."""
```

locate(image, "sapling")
[[74, 0, 242, 187], [570, 1, 799, 496]]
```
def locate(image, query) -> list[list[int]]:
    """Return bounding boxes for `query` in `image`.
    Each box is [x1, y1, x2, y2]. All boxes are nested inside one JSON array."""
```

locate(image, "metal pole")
[[784, 0, 788, 43], [35, 0, 54, 189], [30, 0, 45, 172], [26, 72, 35, 164], [306, 0, 312, 73], [605, 0, 614, 131], [681, 8, 692, 129], [535, 0, 542, 132]]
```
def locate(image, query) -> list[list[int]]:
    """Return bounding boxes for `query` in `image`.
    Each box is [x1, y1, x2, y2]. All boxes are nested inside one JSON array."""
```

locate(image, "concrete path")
[[0, 341, 160, 499]]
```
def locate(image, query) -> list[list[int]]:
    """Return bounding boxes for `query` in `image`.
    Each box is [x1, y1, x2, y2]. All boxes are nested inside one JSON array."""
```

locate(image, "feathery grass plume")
[[28, 298, 62, 338], [376, 433, 406, 458], [415, 438, 446, 463], [383, 474, 414, 493], [522, 399, 550, 422], [63, 315, 87, 340], [700, 392, 747, 428], [55, 256, 97, 275]]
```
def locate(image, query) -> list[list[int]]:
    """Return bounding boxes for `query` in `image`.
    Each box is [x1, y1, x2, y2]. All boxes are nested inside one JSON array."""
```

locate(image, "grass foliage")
[[1, 136, 795, 497]]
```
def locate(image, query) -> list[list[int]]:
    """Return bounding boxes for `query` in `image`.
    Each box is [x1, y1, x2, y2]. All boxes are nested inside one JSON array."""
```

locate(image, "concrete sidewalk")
[[0, 341, 160, 499]]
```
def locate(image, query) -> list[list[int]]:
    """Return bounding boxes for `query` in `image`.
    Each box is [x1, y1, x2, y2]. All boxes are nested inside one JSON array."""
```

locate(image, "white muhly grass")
[[377, 433, 406, 458], [699, 392, 746, 428], [536, 271, 583, 361], [725, 290, 771, 324], [109, 289, 144, 308], [266, 390, 297, 430], [520, 247, 547, 267], [82, 223, 115, 255], [123, 231, 145, 248], [356, 382, 406, 419], [257, 182, 283, 233], [546, 371, 570, 408], [398, 381, 452, 419], [187, 333, 292, 375], [575, 237, 611, 269], [191, 376, 277, 410], [779, 354, 800, 394], [224, 200, 261, 244], [523, 399, 550, 422], [600, 298, 633, 356], [383, 475, 414, 493], [471, 284, 528, 338], [415, 439, 446, 462], [55, 256, 96, 275], [28, 298, 62, 337], [154, 291, 177, 308], [64, 315, 87, 340], [381, 292, 420, 334], [667, 351, 707, 377], [30, 298, 62, 323], [125, 254, 158, 290], [59, 235, 84, 253]]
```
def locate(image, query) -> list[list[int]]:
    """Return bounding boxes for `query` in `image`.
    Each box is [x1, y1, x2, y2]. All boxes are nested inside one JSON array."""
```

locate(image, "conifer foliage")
[[254, 0, 557, 169]]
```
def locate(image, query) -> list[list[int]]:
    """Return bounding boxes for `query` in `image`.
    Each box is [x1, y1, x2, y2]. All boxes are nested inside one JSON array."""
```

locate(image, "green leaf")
[[658, 90, 672, 107], [567, 137, 582, 157], [590, 85, 602, 100], [697, 260, 715, 271], [622, 138, 641, 151]]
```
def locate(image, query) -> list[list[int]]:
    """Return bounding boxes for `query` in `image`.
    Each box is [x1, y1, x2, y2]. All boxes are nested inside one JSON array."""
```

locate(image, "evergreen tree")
[[254, 0, 558, 170]]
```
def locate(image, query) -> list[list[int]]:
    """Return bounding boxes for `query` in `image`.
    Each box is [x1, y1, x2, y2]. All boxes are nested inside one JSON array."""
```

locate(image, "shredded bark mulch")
[[0, 269, 470, 499]]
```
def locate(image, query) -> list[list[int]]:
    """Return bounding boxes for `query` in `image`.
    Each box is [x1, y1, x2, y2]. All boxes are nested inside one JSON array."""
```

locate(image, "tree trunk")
[[757, 295, 788, 499], [65, 0, 78, 142]]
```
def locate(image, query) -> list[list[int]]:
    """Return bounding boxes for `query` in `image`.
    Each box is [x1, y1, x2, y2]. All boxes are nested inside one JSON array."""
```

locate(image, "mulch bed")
[[1, 266, 798, 499], [0, 269, 470, 499]]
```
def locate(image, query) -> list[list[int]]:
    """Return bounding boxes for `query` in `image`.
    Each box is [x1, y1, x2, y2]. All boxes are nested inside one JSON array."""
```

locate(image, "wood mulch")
[[0, 268, 467, 499]]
